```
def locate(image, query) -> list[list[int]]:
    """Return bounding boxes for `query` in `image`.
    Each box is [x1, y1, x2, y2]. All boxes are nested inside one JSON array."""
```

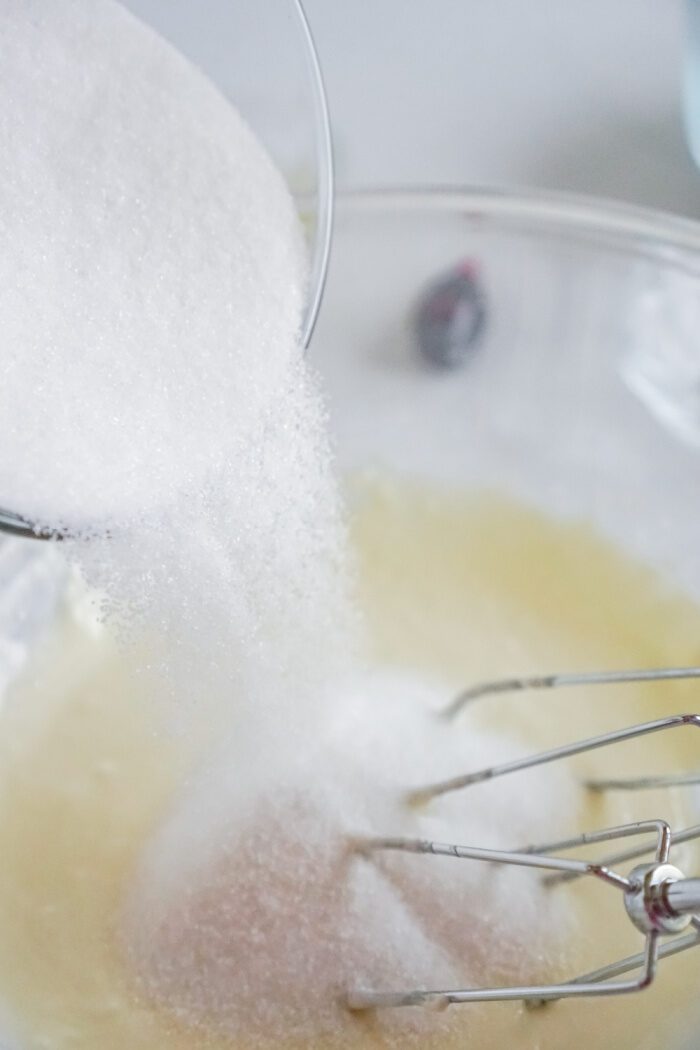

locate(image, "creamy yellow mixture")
[[0, 481, 699, 1049]]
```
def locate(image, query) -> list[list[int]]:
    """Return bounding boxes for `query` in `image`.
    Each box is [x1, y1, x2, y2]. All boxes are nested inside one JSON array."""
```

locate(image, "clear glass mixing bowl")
[[306, 187, 700, 1050], [0, 0, 333, 539], [311, 188, 700, 600], [2, 188, 700, 1048]]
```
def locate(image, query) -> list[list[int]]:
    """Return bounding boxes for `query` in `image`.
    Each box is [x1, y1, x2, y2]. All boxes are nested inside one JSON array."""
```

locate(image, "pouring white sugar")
[[0, 2, 577, 1045], [0, 0, 304, 530]]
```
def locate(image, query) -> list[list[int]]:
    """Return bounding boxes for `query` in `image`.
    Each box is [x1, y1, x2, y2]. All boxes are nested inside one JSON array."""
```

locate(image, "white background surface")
[[303, 0, 700, 218]]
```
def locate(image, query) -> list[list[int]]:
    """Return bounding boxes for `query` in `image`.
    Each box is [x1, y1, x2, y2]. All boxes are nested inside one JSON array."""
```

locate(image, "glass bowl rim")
[[331, 185, 700, 272], [5, 183, 699, 540]]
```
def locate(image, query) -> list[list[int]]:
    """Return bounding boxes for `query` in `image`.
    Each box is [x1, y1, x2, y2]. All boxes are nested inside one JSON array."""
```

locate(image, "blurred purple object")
[[415, 260, 486, 369]]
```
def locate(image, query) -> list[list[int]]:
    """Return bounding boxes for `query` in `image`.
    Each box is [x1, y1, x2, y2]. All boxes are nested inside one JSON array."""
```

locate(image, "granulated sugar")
[[0, 0, 305, 530], [125, 669, 577, 1044], [0, 0, 351, 722], [0, 3, 573, 1046]]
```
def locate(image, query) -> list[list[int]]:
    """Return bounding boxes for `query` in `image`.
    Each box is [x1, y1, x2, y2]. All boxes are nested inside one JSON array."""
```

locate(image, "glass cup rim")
[[295, 0, 335, 351]]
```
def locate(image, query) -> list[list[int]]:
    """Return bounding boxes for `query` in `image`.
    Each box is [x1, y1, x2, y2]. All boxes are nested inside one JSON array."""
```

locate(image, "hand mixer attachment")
[[347, 667, 700, 1012]]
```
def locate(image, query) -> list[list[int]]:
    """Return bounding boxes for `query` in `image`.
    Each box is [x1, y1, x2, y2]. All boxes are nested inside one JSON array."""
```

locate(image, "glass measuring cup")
[[0, 0, 334, 540]]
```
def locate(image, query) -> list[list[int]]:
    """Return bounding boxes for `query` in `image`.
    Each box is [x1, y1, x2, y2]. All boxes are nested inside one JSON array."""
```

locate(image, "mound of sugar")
[[125, 669, 579, 1043], [0, 0, 305, 530]]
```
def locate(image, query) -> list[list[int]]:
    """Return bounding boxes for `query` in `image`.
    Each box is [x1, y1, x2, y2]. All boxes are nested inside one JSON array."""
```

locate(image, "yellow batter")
[[0, 479, 699, 1049]]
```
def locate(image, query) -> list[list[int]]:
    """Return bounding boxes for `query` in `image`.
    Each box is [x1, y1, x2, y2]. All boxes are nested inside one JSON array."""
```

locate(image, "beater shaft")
[[444, 667, 700, 720]]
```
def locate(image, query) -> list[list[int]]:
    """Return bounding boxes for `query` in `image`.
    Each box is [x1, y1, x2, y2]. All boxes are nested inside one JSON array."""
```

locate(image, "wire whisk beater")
[[346, 666, 700, 1012]]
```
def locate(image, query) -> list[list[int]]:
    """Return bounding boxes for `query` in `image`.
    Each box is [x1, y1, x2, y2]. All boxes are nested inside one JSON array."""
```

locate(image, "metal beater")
[[347, 666, 700, 1011], [0, 508, 57, 540]]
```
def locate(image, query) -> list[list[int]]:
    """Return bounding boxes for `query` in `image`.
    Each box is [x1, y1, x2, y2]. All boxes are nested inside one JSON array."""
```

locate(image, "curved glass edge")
[[295, 0, 334, 350], [332, 187, 700, 271]]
